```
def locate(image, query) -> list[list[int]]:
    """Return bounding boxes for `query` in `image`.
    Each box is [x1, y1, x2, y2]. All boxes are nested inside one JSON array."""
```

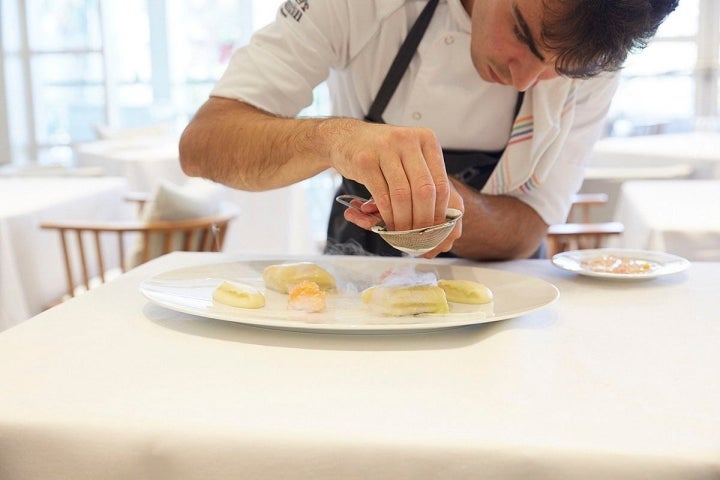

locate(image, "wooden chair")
[[124, 190, 153, 215], [41, 207, 237, 301], [546, 193, 624, 257], [565, 192, 609, 223]]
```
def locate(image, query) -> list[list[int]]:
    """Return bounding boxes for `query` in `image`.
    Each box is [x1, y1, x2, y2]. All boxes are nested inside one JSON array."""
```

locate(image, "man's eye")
[[513, 25, 527, 43]]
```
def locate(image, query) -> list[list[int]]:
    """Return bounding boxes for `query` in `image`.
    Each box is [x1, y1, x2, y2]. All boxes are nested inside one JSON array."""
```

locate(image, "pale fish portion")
[[437, 279, 493, 304], [213, 281, 266, 309], [262, 262, 336, 293], [361, 284, 450, 316]]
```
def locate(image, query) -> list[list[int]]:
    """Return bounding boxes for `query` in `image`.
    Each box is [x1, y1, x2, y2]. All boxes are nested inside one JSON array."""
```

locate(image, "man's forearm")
[[449, 179, 548, 260], [179, 97, 342, 190], [180, 96, 455, 233]]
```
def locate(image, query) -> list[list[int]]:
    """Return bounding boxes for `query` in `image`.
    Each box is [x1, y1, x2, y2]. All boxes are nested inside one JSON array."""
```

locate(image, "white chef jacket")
[[211, 0, 619, 225]]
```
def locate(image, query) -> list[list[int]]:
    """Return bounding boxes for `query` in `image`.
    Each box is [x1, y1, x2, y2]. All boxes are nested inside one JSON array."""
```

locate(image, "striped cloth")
[[485, 77, 578, 196]]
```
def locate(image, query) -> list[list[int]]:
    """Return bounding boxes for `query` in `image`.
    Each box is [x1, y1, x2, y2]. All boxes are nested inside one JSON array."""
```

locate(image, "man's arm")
[[443, 74, 622, 261], [179, 97, 454, 232], [446, 177, 548, 260], [179, 97, 333, 191], [180, 98, 544, 260]]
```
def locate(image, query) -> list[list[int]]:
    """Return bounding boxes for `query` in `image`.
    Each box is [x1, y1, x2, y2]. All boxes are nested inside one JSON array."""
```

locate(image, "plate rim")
[[551, 248, 690, 279], [139, 257, 559, 334]]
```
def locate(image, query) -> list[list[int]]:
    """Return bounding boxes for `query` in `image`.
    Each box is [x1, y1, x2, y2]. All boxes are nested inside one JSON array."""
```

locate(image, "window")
[[606, 0, 719, 136], [0, 0, 264, 166], [1, 0, 106, 164]]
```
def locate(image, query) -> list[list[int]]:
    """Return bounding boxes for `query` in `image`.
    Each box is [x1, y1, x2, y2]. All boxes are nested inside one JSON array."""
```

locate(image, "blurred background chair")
[[124, 190, 153, 215], [40, 179, 238, 304], [546, 193, 624, 258], [40, 202, 237, 303]]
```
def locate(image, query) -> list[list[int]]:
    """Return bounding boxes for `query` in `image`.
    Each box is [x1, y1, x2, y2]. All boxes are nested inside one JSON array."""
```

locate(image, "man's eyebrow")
[[512, 4, 546, 62]]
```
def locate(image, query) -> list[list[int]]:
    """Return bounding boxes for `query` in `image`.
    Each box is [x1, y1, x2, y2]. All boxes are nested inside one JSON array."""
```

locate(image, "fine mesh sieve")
[[335, 195, 463, 256]]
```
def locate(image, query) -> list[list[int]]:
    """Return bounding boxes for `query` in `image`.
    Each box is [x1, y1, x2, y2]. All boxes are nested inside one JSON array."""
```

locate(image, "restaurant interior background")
[[0, 0, 718, 247]]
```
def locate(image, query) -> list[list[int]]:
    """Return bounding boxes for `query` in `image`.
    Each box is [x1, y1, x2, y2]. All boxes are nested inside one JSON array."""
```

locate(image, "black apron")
[[324, 0, 530, 257]]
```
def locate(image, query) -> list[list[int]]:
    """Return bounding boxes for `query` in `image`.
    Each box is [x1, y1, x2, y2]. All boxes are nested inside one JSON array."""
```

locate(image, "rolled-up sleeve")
[[510, 73, 620, 225]]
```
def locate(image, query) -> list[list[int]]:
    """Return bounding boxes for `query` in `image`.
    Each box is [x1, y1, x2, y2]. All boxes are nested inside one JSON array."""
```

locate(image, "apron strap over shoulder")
[[365, 0, 440, 123]]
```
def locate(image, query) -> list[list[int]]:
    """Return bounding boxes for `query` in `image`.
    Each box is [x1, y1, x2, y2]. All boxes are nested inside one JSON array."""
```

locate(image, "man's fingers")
[[334, 123, 452, 233], [420, 219, 463, 258], [343, 207, 382, 230], [400, 153, 436, 230], [420, 133, 450, 225], [379, 150, 414, 231]]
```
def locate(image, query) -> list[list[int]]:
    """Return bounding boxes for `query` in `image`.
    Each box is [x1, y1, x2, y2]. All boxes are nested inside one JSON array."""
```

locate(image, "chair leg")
[[58, 230, 75, 298]]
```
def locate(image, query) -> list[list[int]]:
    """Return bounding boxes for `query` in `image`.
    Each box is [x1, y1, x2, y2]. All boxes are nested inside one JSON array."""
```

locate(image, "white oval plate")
[[552, 248, 690, 280], [140, 256, 559, 334]]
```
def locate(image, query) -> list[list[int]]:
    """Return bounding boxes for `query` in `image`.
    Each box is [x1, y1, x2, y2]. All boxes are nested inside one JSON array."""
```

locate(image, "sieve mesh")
[[371, 210, 462, 255], [335, 195, 462, 256]]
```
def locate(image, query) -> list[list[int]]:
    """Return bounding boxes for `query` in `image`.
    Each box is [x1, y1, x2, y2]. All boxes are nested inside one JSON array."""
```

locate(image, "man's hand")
[[181, 99, 465, 256], [327, 120, 453, 233], [342, 180, 465, 259]]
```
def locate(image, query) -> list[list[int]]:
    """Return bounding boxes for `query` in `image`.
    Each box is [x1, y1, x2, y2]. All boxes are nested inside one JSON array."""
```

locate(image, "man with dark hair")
[[179, 0, 678, 259]]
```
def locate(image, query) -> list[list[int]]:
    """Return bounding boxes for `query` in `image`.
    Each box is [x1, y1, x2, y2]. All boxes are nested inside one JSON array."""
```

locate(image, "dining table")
[[591, 131, 720, 179], [221, 185, 319, 256], [0, 251, 718, 479], [0, 176, 133, 331], [73, 135, 189, 191], [73, 135, 324, 256], [581, 131, 719, 223], [610, 179, 720, 261]]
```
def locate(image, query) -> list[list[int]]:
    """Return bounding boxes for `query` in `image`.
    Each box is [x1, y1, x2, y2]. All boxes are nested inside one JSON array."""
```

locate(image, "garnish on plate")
[[581, 254, 659, 274]]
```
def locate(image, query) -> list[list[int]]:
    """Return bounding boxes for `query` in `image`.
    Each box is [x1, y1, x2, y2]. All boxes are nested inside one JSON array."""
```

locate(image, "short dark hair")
[[541, 0, 680, 78]]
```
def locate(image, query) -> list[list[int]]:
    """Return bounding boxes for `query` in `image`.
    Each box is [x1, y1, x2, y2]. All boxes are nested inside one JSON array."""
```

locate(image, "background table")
[[74, 136, 325, 255], [591, 131, 720, 179], [221, 186, 319, 255], [74, 136, 188, 191], [0, 176, 133, 331], [582, 132, 718, 222], [1, 252, 718, 479], [610, 179, 720, 261]]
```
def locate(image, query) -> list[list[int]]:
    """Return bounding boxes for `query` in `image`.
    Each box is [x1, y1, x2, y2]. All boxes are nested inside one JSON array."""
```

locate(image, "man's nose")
[[507, 59, 547, 92]]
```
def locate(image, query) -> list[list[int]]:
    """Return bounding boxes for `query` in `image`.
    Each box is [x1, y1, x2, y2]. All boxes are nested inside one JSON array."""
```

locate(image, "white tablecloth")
[[611, 180, 720, 261], [580, 132, 714, 223], [0, 177, 133, 330], [74, 136, 189, 191], [0, 252, 718, 479], [592, 131, 720, 179], [221, 186, 319, 255]]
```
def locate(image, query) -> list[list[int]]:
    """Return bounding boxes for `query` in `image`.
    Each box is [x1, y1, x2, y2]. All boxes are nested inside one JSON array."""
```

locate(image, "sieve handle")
[[335, 195, 384, 224]]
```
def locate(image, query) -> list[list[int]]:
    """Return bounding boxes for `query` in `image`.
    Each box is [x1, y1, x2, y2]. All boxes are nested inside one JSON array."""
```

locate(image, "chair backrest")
[[40, 208, 237, 301], [124, 190, 152, 215], [546, 221, 624, 257], [566, 193, 609, 223], [545, 193, 624, 258]]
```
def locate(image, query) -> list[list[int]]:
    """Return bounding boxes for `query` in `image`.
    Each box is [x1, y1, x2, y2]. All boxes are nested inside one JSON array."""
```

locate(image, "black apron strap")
[[365, 0, 440, 123]]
